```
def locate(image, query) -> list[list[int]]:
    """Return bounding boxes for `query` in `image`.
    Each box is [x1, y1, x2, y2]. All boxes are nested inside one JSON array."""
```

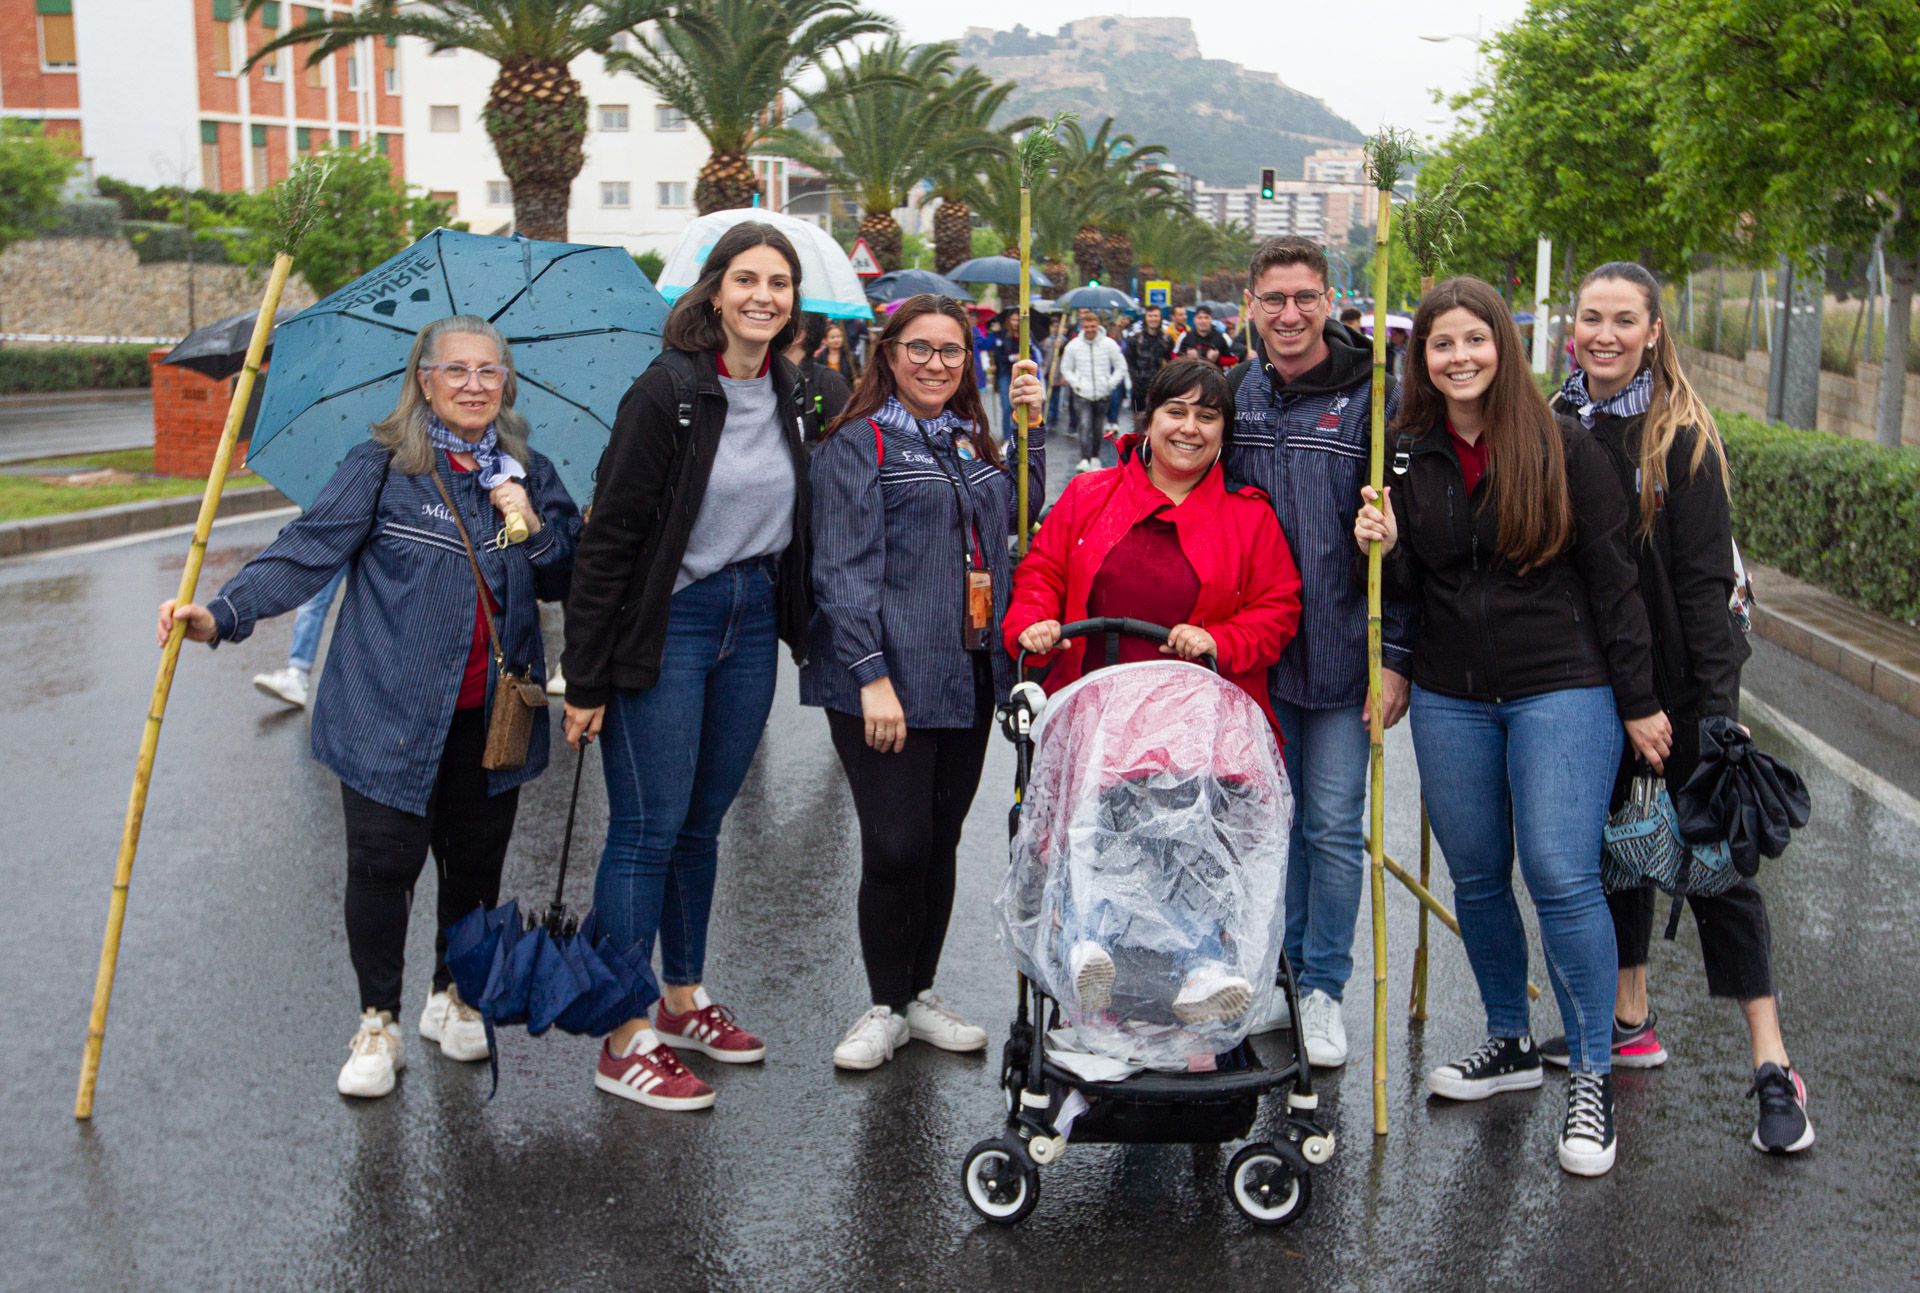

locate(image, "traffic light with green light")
[[1260, 168, 1276, 200]]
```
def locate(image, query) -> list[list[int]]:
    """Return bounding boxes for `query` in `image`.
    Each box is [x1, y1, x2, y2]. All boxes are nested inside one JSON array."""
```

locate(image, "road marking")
[[4, 507, 298, 563], [1744, 691, 1920, 827]]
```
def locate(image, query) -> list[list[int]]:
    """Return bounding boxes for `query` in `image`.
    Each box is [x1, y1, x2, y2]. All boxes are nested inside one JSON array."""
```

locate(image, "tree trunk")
[[859, 211, 902, 273], [1876, 245, 1915, 448], [933, 199, 972, 275], [484, 59, 588, 243], [1071, 225, 1104, 284], [696, 150, 762, 215]]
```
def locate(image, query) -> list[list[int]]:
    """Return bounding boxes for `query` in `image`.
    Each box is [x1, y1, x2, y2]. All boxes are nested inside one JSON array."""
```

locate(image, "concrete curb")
[[0, 485, 290, 559], [1749, 564, 1920, 722]]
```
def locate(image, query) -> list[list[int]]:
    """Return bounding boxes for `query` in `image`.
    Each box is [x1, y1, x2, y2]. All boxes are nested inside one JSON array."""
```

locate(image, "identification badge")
[[964, 568, 993, 650]]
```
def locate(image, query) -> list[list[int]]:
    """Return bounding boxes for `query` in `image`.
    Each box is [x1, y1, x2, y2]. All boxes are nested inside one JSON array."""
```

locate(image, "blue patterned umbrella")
[[247, 228, 666, 511]]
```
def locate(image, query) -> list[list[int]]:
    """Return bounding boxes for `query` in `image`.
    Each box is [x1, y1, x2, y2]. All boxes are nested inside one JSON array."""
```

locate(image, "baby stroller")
[[963, 619, 1335, 1227]]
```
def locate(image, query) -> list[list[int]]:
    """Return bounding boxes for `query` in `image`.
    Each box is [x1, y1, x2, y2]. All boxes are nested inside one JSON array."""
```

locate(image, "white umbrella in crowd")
[[655, 208, 872, 319]]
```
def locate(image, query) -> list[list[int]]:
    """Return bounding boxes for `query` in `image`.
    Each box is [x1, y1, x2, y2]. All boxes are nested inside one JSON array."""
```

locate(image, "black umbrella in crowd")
[[160, 308, 302, 381], [866, 268, 972, 303], [946, 255, 1053, 290]]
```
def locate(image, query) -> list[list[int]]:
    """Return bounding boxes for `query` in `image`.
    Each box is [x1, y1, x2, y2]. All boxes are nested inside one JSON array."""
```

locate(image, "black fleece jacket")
[[1381, 416, 1660, 718], [562, 348, 816, 707]]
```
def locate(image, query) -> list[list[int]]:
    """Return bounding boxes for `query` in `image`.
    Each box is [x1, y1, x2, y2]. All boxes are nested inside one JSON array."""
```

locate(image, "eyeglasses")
[[891, 339, 970, 368], [424, 362, 508, 390], [1251, 290, 1326, 315]]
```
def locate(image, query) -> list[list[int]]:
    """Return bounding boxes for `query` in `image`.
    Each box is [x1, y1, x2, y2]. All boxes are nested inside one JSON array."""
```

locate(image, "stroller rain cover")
[[995, 660, 1292, 1068]]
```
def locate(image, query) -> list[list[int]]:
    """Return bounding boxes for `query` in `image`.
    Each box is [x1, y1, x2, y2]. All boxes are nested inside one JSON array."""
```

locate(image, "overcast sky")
[[862, 1, 1534, 141]]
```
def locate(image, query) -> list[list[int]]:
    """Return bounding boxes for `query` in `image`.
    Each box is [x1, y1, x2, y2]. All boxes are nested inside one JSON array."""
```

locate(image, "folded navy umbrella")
[[1674, 715, 1811, 877]]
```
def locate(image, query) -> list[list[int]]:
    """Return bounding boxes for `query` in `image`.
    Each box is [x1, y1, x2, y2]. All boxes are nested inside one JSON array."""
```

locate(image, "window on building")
[[487, 181, 512, 207], [306, 52, 326, 88], [611, 31, 630, 51], [656, 181, 688, 208], [601, 182, 631, 208], [384, 65, 398, 95], [598, 105, 629, 132], [346, 52, 359, 90], [37, 2, 77, 71], [200, 122, 222, 190], [429, 105, 459, 132], [430, 190, 458, 216], [249, 125, 270, 192], [213, 20, 238, 74], [296, 127, 311, 152], [337, 129, 353, 146], [654, 104, 687, 132]]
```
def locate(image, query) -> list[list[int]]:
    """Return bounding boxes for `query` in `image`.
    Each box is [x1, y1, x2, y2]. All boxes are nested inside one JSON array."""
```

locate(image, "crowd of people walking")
[[158, 222, 1811, 1178]]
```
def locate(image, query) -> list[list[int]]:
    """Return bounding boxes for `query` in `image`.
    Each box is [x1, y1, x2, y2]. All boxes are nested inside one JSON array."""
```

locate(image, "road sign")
[[1144, 280, 1171, 308], [847, 238, 883, 278]]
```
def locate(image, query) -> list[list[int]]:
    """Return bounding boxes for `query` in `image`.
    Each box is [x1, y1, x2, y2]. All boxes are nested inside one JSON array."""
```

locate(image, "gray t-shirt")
[[675, 366, 797, 592]]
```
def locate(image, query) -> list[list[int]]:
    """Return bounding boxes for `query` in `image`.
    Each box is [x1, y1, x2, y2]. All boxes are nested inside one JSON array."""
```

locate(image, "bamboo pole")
[[1365, 182, 1392, 1138], [1372, 834, 1543, 1002], [1016, 187, 1032, 555], [1410, 802, 1431, 1020], [75, 252, 295, 1120]]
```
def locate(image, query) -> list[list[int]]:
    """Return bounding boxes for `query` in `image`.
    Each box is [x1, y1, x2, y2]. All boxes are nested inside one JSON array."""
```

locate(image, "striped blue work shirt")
[[206, 440, 581, 814], [801, 399, 1045, 728], [1227, 361, 1416, 711]]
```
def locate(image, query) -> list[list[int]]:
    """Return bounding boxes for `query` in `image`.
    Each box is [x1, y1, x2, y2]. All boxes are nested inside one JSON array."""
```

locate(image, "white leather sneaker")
[[904, 990, 987, 1052], [1173, 967, 1254, 1024], [419, 985, 489, 1062], [833, 1006, 909, 1071], [337, 1009, 405, 1098], [252, 666, 309, 708], [1300, 989, 1349, 1068], [1069, 940, 1115, 1012]]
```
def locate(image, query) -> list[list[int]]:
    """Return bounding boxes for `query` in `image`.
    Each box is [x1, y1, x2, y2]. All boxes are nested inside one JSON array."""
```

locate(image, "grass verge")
[[0, 449, 260, 523]]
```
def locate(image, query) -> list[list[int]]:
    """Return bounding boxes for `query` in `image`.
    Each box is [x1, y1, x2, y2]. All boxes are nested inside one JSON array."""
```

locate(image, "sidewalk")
[[1749, 560, 1920, 721]]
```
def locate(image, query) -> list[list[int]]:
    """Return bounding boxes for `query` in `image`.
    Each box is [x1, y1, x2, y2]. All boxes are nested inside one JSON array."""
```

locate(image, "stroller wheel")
[[1227, 1141, 1311, 1227], [963, 1137, 1040, 1225]]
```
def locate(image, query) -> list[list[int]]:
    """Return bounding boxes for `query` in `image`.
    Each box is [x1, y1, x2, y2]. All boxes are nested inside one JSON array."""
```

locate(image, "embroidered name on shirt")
[[422, 502, 454, 521]]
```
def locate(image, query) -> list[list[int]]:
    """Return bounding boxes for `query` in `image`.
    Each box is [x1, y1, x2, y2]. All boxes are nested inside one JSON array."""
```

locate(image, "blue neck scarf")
[[426, 414, 526, 489], [1559, 366, 1653, 429]]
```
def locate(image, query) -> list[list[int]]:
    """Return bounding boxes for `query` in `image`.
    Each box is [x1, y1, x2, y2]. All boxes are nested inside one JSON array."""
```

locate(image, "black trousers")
[[826, 661, 993, 1009], [339, 707, 521, 1014], [1607, 683, 1773, 1002]]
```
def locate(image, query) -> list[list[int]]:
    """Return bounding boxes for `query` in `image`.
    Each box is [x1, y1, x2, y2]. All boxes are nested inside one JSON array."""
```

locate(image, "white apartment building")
[[399, 32, 787, 256], [1192, 180, 1337, 243]]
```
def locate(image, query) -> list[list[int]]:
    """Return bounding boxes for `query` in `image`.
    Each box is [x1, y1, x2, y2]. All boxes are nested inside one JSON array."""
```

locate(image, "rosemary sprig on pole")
[[1360, 126, 1417, 1138], [1012, 112, 1072, 556], [76, 158, 329, 1121], [1400, 163, 1479, 295]]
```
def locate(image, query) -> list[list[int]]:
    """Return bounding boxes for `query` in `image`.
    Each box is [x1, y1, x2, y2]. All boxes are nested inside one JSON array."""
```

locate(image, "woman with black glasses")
[[804, 294, 1046, 1072]]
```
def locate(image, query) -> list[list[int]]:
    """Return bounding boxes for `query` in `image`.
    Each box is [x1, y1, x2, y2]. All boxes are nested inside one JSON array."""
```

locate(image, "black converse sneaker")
[[1558, 1071, 1617, 1176], [1426, 1035, 1544, 1101]]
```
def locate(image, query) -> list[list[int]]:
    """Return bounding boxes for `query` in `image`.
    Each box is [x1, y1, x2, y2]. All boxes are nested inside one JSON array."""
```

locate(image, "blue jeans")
[[288, 566, 348, 672], [592, 559, 778, 986], [1410, 684, 1622, 1073], [1274, 700, 1370, 1000]]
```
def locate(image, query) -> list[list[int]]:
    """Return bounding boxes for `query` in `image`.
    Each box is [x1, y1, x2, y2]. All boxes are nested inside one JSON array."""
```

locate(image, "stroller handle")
[[1018, 617, 1219, 674]]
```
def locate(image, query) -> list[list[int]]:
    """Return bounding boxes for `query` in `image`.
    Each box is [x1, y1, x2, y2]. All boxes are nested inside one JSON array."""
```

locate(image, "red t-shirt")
[[449, 454, 499, 710], [1086, 512, 1202, 668], [1447, 422, 1490, 496]]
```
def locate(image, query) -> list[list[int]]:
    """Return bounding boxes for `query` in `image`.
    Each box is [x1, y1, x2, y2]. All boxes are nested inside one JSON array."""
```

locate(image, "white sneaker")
[[1069, 940, 1115, 1012], [1173, 966, 1254, 1024], [418, 985, 489, 1062], [904, 990, 988, 1052], [1248, 988, 1292, 1036], [1300, 989, 1348, 1067], [1104, 422, 1120, 437], [545, 664, 566, 697], [833, 1005, 909, 1071], [337, 1009, 405, 1098], [252, 665, 310, 708]]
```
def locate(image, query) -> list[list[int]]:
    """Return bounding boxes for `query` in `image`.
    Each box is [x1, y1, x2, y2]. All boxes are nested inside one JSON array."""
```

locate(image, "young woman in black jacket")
[[1537, 260, 1812, 1155], [561, 221, 816, 1113], [1354, 275, 1669, 1177]]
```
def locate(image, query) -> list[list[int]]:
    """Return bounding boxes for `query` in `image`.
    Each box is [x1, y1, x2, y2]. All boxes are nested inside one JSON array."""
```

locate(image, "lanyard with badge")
[[917, 424, 993, 651]]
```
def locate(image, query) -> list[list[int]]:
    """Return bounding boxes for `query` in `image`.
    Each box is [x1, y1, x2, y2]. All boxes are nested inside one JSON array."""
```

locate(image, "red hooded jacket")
[[1003, 450, 1302, 731]]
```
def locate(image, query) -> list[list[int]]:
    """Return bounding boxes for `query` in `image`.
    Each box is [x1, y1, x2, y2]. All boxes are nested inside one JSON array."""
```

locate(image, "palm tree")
[[245, 1, 666, 242], [963, 151, 1077, 269], [1055, 118, 1172, 286], [923, 71, 1028, 274], [759, 38, 1001, 272], [606, 0, 893, 214]]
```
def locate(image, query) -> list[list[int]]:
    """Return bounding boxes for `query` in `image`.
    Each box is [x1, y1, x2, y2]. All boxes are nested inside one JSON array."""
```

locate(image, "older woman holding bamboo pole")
[[158, 315, 580, 1100]]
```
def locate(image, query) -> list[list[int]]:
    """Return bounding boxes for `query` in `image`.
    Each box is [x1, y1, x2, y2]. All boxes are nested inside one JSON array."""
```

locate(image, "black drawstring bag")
[[1674, 715, 1811, 879]]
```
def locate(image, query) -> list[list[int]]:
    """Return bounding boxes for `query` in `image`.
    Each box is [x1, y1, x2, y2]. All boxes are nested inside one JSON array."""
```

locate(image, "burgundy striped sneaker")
[[655, 999, 767, 1064], [594, 1036, 715, 1111]]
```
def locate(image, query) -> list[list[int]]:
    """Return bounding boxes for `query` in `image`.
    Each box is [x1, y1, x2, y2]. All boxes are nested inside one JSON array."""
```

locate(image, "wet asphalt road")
[[3, 441, 1918, 1292], [0, 391, 153, 464]]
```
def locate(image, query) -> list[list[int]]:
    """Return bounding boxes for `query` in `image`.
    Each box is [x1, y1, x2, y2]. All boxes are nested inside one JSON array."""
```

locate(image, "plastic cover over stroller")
[[994, 660, 1292, 1068]]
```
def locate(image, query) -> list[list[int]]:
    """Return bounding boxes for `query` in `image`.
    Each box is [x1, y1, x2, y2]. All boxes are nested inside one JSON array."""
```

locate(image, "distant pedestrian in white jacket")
[[1061, 309, 1127, 472]]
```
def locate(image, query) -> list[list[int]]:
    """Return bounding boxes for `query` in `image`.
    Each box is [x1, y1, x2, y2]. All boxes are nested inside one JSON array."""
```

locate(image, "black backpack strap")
[[645, 348, 705, 529]]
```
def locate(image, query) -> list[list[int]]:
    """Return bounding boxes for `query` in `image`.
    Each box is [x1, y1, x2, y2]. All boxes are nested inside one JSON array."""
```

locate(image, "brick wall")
[[1679, 344, 1920, 447], [150, 348, 248, 478]]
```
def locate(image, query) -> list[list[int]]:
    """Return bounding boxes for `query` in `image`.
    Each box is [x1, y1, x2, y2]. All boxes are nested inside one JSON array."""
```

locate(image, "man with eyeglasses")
[[1060, 308, 1127, 473], [1224, 235, 1415, 1071]]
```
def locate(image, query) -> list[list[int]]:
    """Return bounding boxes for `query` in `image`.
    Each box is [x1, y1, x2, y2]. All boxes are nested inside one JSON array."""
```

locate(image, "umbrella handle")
[[550, 735, 591, 917]]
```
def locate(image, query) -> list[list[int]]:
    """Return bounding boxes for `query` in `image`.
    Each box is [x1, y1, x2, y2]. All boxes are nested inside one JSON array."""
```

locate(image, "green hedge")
[[50, 198, 124, 238], [1721, 411, 1920, 624], [122, 221, 242, 265], [0, 345, 155, 394]]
